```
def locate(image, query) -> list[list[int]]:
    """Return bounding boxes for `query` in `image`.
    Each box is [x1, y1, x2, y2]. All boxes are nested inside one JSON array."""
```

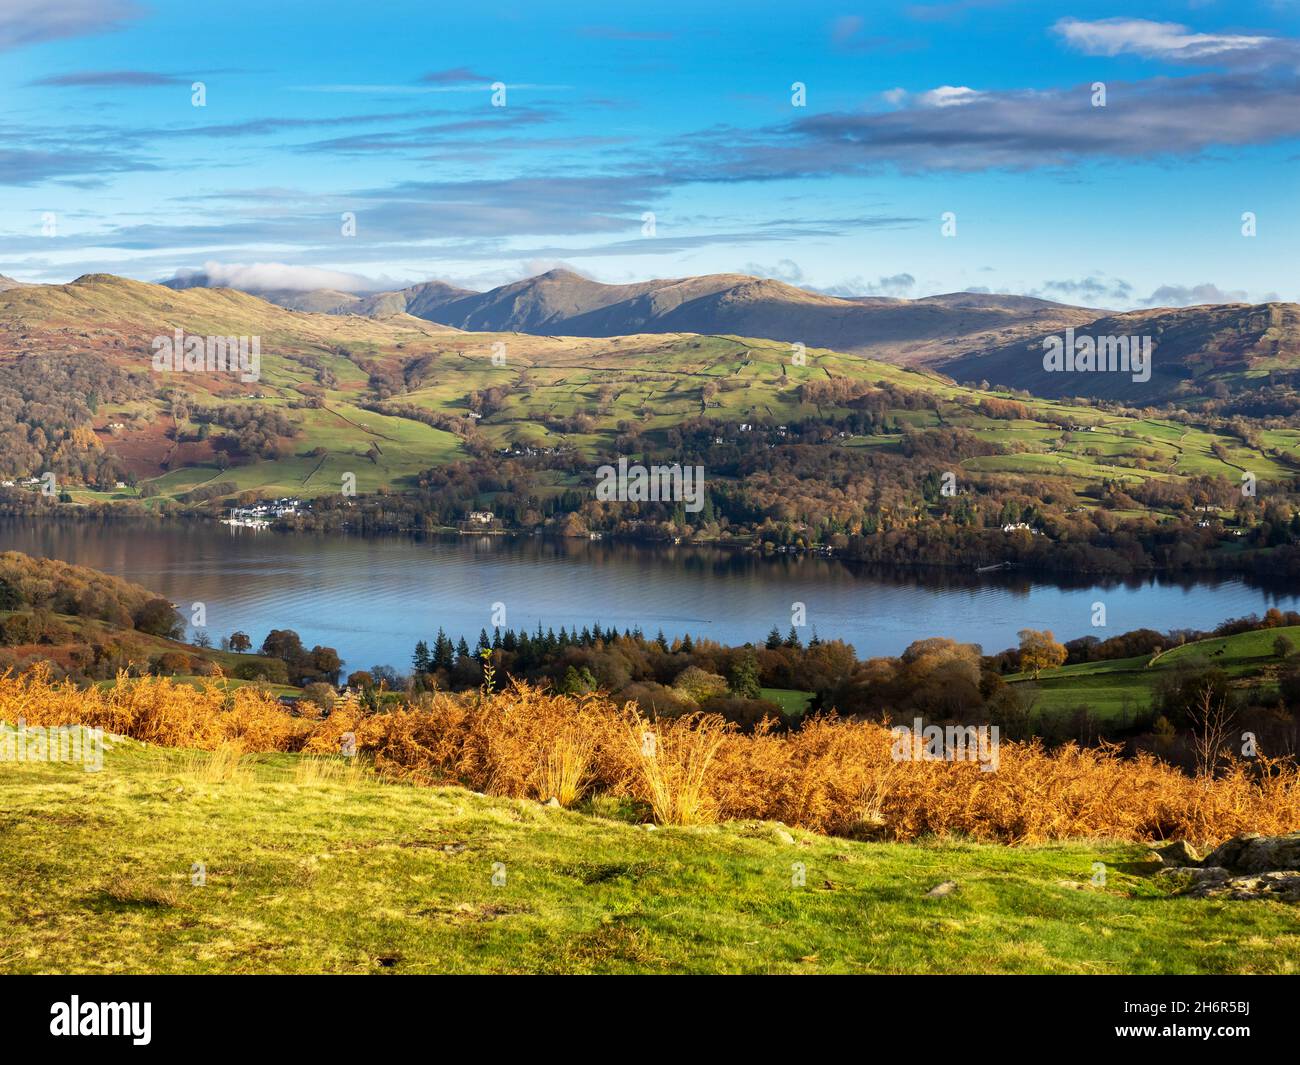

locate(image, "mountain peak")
[[529, 267, 596, 286]]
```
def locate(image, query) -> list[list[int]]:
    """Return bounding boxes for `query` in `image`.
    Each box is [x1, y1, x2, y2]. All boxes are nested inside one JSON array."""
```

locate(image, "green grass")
[[2, 737, 1296, 974], [760, 687, 813, 716], [1013, 625, 1300, 720]]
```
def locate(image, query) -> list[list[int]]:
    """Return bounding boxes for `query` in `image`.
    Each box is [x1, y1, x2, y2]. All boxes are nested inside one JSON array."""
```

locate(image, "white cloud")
[[1054, 17, 1275, 61], [819, 272, 916, 298], [175, 261, 391, 293], [1140, 282, 1249, 307], [916, 85, 983, 107]]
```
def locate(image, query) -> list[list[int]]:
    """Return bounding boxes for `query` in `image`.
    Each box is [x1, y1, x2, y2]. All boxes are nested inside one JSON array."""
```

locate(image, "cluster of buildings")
[[222, 497, 307, 529], [458, 510, 504, 533], [498, 444, 568, 457]]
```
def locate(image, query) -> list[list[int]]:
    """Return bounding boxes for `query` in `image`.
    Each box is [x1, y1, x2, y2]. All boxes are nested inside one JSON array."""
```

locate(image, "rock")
[[1201, 833, 1261, 872], [926, 880, 957, 897], [1134, 849, 1165, 872], [546, 797, 561, 807], [1185, 870, 1300, 902], [1159, 835, 1300, 902], [643, 824, 657, 832], [1153, 840, 1201, 867], [1203, 832, 1300, 874], [1158, 865, 1230, 890], [772, 828, 796, 845]]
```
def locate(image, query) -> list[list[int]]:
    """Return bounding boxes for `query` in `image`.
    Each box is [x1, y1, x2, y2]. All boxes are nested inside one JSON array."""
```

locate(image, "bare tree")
[[1188, 684, 1233, 779]]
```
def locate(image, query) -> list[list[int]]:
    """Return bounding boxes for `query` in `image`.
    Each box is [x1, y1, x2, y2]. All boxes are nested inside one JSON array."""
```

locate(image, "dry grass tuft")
[[293, 754, 367, 788], [625, 714, 728, 825], [537, 728, 595, 808], [177, 740, 252, 786]]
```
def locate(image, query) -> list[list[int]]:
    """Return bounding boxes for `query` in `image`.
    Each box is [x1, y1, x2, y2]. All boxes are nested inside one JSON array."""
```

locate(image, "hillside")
[[1016, 625, 1300, 720], [942, 302, 1300, 401], [5, 741, 1295, 974], [3, 275, 1298, 522], [165, 267, 1101, 364], [0, 550, 296, 688], [0, 274, 468, 494]]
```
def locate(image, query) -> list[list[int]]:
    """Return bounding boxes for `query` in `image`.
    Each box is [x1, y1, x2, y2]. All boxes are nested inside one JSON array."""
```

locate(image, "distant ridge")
[[163, 267, 1102, 365], [940, 302, 1300, 401]]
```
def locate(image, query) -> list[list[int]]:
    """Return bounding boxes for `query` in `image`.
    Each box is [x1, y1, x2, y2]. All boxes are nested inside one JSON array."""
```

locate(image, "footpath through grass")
[[1, 735, 1296, 975]]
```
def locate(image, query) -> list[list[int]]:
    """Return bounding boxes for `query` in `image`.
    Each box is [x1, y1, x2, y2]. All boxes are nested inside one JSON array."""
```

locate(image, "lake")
[[2, 517, 1296, 674]]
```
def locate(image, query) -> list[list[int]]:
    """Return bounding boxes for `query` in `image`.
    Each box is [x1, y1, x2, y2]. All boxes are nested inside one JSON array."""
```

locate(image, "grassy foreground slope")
[[2, 739, 1296, 975]]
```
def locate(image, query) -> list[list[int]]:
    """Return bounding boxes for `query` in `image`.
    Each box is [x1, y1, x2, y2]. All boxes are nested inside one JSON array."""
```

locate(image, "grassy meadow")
[[3, 736, 1297, 975], [1012, 624, 1300, 720]]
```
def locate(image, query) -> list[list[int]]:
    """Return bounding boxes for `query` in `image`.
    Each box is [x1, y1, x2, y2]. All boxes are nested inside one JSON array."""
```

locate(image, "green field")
[[1012, 625, 1300, 720], [2, 737, 1296, 974], [6, 276, 1299, 526], [79, 322, 1300, 510], [761, 687, 814, 716]]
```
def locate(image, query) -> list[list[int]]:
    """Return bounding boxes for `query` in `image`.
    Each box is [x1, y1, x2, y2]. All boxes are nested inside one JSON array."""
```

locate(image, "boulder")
[[1153, 840, 1201, 867], [1184, 871, 1300, 902], [1203, 832, 1300, 874], [1159, 833, 1300, 901], [1157, 865, 1230, 890]]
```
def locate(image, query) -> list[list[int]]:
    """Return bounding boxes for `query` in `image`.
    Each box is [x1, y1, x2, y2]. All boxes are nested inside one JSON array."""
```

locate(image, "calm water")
[[2, 517, 1297, 673]]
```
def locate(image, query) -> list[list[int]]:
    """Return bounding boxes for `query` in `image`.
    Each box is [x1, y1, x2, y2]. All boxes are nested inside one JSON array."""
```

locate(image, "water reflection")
[[2, 516, 1296, 674]]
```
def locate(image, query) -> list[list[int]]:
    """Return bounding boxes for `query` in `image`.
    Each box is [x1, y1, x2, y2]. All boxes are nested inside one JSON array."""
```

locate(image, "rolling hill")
[[160, 268, 1300, 393], [3, 273, 1299, 511], [1013, 625, 1300, 721], [165, 267, 1102, 364], [941, 302, 1300, 401]]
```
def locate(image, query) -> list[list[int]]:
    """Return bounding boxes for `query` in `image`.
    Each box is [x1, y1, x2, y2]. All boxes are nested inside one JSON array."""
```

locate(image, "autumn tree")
[[1018, 628, 1067, 678]]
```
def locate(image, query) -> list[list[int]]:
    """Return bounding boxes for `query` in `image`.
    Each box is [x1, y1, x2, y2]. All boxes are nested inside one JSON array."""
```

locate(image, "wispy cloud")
[[693, 69, 1300, 176], [820, 272, 917, 297], [0, 0, 142, 52], [1141, 282, 1251, 307], [0, 145, 153, 186], [29, 69, 186, 88], [1031, 276, 1132, 306], [1054, 18, 1283, 63], [579, 26, 674, 42], [290, 82, 569, 95], [420, 67, 493, 84], [170, 260, 395, 293]]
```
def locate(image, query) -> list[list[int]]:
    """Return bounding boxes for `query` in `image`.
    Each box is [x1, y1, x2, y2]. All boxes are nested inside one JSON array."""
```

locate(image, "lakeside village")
[[221, 498, 509, 535], [219, 498, 837, 551]]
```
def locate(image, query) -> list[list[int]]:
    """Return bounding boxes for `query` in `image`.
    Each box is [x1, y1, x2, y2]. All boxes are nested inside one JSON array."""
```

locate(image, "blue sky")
[[1, 0, 1297, 307]]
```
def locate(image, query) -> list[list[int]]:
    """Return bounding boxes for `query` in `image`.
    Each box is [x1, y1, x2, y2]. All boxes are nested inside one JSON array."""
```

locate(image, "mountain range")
[[164, 268, 1102, 366], [0, 268, 1286, 403]]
